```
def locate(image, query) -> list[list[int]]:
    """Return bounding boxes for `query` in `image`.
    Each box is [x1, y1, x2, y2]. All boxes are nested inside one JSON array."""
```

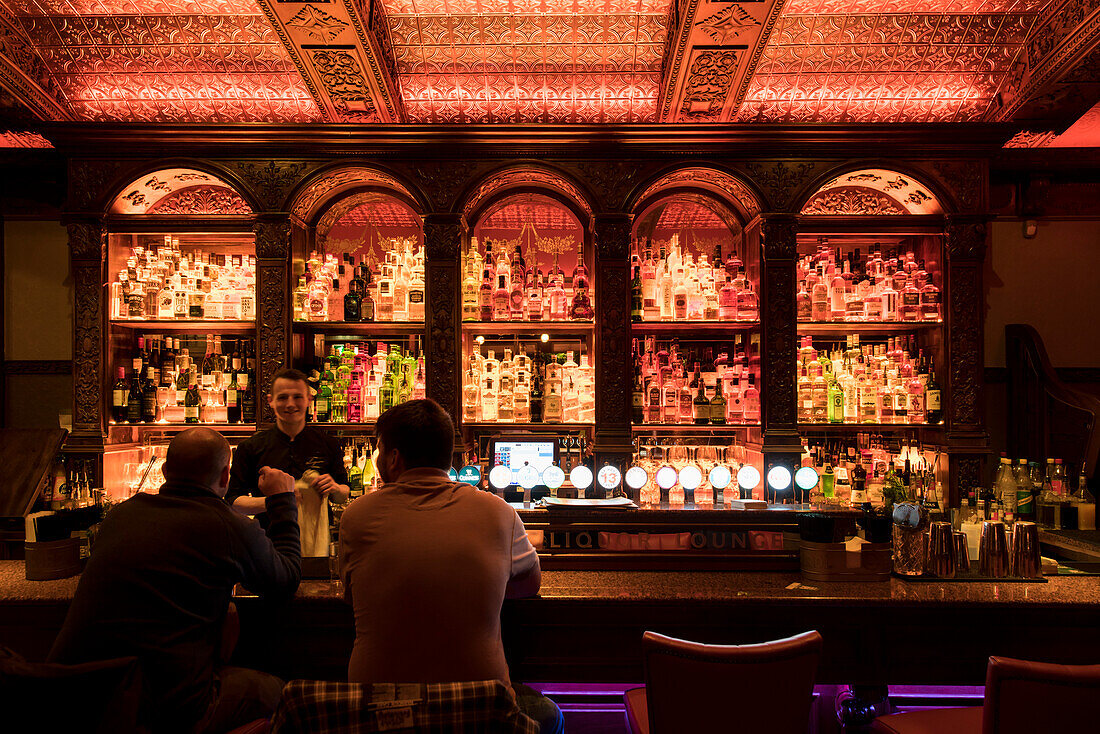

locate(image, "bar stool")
[[871, 656, 1100, 734], [623, 630, 822, 734]]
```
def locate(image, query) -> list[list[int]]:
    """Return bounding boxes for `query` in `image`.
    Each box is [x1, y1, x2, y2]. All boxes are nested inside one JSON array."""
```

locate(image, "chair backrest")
[[642, 630, 822, 734], [270, 679, 539, 734], [0, 646, 143, 734], [983, 655, 1100, 734]]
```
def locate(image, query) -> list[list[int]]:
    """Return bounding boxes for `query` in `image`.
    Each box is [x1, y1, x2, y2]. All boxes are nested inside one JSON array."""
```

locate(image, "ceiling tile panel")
[[381, 0, 670, 122]]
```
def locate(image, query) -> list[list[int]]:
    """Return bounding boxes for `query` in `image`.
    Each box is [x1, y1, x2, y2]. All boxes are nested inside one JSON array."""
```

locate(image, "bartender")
[[228, 367, 350, 554]]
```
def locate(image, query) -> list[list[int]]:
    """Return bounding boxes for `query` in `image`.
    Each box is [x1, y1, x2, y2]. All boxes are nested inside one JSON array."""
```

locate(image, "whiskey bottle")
[[631, 367, 644, 424], [630, 267, 643, 323], [692, 383, 710, 425], [344, 280, 362, 322], [226, 370, 241, 424], [709, 383, 726, 425], [925, 369, 942, 424]]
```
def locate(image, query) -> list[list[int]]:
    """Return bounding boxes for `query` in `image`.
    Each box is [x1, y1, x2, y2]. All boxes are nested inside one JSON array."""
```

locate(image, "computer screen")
[[492, 439, 557, 483]]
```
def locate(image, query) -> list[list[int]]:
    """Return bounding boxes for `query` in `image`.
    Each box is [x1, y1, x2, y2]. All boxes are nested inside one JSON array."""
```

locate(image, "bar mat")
[[892, 570, 1047, 583]]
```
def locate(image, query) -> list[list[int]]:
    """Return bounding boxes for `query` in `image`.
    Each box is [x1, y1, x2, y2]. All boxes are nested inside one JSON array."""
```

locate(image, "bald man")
[[50, 428, 301, 734]]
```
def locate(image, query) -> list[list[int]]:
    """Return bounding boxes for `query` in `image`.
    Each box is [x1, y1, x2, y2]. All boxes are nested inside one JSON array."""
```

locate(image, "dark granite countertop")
[[5, 560, 1098, 608], [1039, 528, 1100, 559]]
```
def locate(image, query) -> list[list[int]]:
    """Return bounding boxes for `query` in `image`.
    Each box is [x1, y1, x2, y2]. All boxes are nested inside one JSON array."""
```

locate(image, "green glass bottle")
[[827, 377, 844, 424], [380, 373, 396, 412], [821, 461, 835, 498]]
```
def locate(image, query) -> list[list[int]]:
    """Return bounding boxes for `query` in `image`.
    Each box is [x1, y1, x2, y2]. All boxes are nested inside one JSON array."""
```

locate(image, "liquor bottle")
[[827, 376, 844, 424], [709, 383, 726, 425], [408, 267, 425, 322], [548, 276, 567, 320], [226, 369, 241, 424], [111, 367, 129, 423], [630, 267, 643, 323], [529, 372, 543, 423], [240, 352, 255, 422], [743, 373, 760, 421], [542, 375, 563, 423], [462, 264, 480, 321], [508, 270, 525, 321], [631, 367, 644, 423], [492, 274, 510, 321], [829, 267, 846, 319], [920, 273, 941, 320], [811, 274, 828, 321], [184, 369, 201, 424], [899, 279, 921, 321], [526, 271, 543, 321], [925, 369, 942, 424], [692, 383, 710, 425], [344, 280, 362, 322], [142, 365, 158, 423], [360, 270, 376, 322]]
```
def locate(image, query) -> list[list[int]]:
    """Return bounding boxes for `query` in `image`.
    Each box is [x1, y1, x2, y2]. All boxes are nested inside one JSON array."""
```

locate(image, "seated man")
[[50, 427, 301, 734], [340, 399, 563, 733]]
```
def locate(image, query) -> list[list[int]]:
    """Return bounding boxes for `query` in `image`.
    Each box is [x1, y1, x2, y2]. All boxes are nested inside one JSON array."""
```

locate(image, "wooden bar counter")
[[2, 561, 1098, 690]]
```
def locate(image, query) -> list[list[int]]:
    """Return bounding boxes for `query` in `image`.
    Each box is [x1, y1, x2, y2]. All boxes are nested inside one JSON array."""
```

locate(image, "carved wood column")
[[760, 214, 802, 491], [68, 220, 105, 438], [423, 213, 464, 426], [593, 213, 633, 488], [945, 214, 990, 505], [254, 216, 291, 426]]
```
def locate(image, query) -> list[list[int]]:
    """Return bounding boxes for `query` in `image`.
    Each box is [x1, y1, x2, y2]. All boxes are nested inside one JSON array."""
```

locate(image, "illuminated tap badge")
[[569, 465, 593, 490], [447, 468, 458, 481], [457, 465, 482, 486], [489, 464, 514, 490], [708, 465, 732, 490], [597, 465, 622, 490], [517, 464, 540, 490], [542, 465, 566, 490], [655, 465, 678, 490], [678, 465, 702, 491], [625, 466, 649, 490]]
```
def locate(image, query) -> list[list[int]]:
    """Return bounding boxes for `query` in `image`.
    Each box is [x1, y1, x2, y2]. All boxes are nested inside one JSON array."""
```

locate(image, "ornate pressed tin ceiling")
[[0, 0, 1098, 129]]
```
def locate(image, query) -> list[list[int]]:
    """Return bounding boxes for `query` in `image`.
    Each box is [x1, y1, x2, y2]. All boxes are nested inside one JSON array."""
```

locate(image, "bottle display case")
[[72, 159, 988, 556], [290, 189, 428, 429], [459, 194, 596, 436]]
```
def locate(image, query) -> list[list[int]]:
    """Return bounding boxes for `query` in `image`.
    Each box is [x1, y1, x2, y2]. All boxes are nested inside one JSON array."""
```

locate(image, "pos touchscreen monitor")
[[487, 434, 560, 502]]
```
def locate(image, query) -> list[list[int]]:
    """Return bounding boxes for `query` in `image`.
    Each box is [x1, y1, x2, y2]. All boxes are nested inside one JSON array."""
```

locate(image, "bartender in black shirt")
[[228, 367, 350, 517]]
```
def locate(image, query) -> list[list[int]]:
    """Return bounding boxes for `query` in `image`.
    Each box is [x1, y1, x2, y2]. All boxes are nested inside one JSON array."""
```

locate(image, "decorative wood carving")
[[254, 218, 291, 425], [69, 159, 124, 212], [946, 215, 988, 431], [634, 166, 762, 220], [744, 161, 817, 211], [68, 222, 105, 432], [462, 166, 593, 222], [571, 161, 650, 212], [594, 214, 632, 447], [145, 185, 252, 215], [228, 160, 309, 211], [931, 160, 984, 212], [404, 160, 483, 213], [424, 214, 464, 423], [761, 215, 798, 435], [952, 455, 984, 507], [290, 165, 419, 222], [801, 187, 907, 216], [253, 220, 292, 261], [257, 262, 288, 425]]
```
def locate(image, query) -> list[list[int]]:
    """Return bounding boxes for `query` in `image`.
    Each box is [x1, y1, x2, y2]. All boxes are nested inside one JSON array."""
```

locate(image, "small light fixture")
[[540, 333, 549, 343], [1023, 219, 1038, 239], [475, 335, 485, 345]]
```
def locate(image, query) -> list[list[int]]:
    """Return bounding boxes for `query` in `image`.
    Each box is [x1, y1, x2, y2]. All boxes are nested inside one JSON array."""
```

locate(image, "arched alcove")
[[109, 167, 252, 216], [800, 168, 944, 216]]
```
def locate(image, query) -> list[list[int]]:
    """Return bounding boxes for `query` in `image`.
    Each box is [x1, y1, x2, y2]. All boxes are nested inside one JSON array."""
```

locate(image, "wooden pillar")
[[253, 216, 291, 426], [423, 213, 465, 425], [592, 213, 633, 488], [760, 214, 801, 491], [66, 220, 106, 479], [945, 214, 990, 505]]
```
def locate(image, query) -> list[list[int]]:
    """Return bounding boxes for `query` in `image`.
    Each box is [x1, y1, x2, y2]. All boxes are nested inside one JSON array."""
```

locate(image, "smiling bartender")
[[228, 368, 350, 524]]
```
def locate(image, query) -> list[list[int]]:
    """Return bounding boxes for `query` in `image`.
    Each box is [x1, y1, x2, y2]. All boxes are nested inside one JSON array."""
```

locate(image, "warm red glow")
[[653, 201, 727, 231], [0, 130, 52, 147], [463, 166, 592, 220], [738, 5, 1052, 123], [480, 199, 581, 230], [383, 0, 670, 123], [9, 0, 322, 122], [636, 168, 761, 220]]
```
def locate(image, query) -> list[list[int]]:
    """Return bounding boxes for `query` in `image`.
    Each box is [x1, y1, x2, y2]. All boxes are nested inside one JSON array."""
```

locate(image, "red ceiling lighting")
[[738, 2, 1056, 123], [381, 0, 670, 123], [4, 0, 321, 122]]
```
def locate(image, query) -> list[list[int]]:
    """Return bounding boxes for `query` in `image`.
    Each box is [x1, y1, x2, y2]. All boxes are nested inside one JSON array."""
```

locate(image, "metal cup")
[[927, 521, 957, 578], [979, 521, 1009, 578], [953, 531, 971, 573], [1011, 521, 1042, 579]]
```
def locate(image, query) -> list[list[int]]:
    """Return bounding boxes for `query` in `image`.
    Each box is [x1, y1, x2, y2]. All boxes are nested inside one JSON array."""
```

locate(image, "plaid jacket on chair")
[[270, 679, 540, 733]]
